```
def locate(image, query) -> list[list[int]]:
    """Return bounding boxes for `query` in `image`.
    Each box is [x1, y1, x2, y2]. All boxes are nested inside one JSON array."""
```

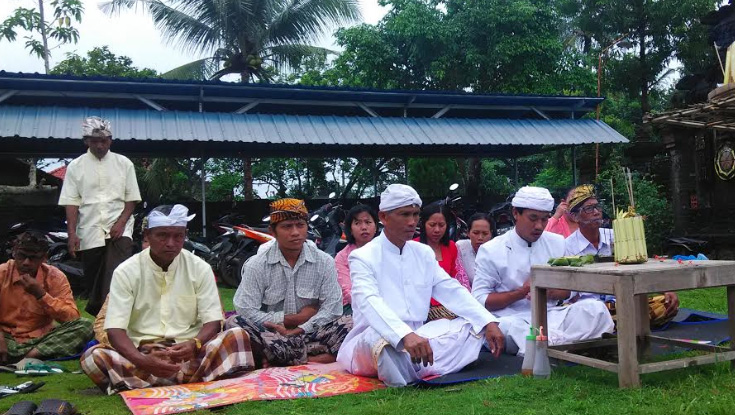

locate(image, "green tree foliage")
[[0, 0, 84, 73], [316, 0, 596, 93], [101, 0, 361, 82], [50, 46, 158, 77]]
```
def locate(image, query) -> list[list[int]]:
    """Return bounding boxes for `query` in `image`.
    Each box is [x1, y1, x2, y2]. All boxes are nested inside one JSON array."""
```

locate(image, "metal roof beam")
[[531, 107, 550, 120], [134, 94, 167, 111], [356, 102, 379, 117], [234, 100, 260, 114], [432, 105, 453, 118], [0, 90, 18, 104]]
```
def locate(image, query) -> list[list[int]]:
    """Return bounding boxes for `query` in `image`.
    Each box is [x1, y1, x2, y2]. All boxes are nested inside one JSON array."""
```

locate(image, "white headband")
[[147, 204, 196, 229], [379, 184, 422, 212], [511, 186, 554, 212], [82, 116, 112, 138]]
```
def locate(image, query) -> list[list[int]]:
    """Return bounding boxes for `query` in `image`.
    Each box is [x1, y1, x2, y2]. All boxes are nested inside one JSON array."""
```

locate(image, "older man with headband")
[[472, 186, 614, 355], [228, 198, 350, 368], [58, 117, 141, 315], [337, 184, 504, 387], [564, 184, 679, 327], [81, 205, 254, 394]]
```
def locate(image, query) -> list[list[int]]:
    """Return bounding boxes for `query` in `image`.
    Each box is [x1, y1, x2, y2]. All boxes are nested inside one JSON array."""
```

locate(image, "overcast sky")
[[0, 0, 388, 75]]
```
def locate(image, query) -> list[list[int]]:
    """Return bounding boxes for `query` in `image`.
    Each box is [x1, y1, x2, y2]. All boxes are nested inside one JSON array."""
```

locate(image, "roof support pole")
[[572, 146, 578, 186], [201, 157, 208, 238], [134, 95, 167, 111], [0, 90, 18, 104], [356, 102, 379, 118], [513, 158, 519, 187], [235, 101, 260, 114], [431, 105, 452, 119], [531, 107, 550, 120]]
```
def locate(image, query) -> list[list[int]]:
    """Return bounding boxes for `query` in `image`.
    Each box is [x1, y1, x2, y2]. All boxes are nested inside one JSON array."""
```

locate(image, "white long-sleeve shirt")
[[472, 229, 565, 318], [341, 233, 497, 350]]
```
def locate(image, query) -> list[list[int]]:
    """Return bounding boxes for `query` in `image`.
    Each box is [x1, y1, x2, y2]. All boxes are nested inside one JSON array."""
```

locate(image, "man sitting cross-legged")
[[81, 205, 255, 394], [0, 231, 93, 363], [472, 186, 614, 356], [337, 184, 504, 387], [227, 198, 351, 368], [564, 184, 679, 327]]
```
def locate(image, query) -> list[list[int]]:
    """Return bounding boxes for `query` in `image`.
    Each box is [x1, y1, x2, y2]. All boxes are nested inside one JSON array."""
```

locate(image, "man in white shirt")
[[564, 184, 679, 324], [80, 205, 254, 394], [473, 186, 614, 356], [337, 184, 504, 387], [58, 117, 141, 316]]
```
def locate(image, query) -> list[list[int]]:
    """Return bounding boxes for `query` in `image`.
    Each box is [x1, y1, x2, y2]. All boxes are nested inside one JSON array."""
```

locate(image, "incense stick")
[[610, 177, 616, 215]]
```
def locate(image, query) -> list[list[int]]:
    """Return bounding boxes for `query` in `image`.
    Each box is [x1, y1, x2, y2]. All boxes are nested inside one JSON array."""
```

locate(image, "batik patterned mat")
[[121, 363, 385, 415]]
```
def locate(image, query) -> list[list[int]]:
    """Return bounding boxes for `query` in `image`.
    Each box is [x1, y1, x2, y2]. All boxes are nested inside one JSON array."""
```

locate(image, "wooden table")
[[530, 259, 735, 388]]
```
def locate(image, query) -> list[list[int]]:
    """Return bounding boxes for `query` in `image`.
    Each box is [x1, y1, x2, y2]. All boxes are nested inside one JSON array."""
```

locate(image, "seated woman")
[[334, 204, 379, 315], [414, 203, 470, 321], [455, 213, 493, 286]]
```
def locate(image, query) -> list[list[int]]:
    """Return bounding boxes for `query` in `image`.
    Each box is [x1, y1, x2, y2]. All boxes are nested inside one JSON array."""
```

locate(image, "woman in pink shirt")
[[545, 187, 579, 238], [334, 204, 379, 314]]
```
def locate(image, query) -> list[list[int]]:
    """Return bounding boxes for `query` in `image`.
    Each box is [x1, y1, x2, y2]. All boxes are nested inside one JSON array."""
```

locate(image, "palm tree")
[[101, 0, 361, 82], [103, 0, 360, 199]]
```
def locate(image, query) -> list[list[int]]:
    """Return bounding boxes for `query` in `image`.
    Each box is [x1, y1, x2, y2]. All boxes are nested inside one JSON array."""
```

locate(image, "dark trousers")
[[81, 237, 133, 316]]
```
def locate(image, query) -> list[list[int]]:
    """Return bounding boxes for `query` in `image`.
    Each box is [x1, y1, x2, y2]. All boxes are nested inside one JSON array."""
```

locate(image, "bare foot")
[[307, 353, 336, 364], [24, 348, 41, 359]]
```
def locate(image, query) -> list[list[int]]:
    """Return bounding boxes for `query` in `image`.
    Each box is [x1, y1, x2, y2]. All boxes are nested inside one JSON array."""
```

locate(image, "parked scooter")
[[666, 236, 709, 258], [309, 192, 347, 256], [442, 183, 468, 241], [488, 193, 514, 238], [1, 219, 85, 295], [209, 220, 274, 288]]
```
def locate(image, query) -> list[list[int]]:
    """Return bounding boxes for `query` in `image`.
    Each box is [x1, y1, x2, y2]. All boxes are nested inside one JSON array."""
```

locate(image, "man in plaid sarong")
[[81, 205, 255, 394], [0, 231, 93, 362], [227, 198, 352, 368]]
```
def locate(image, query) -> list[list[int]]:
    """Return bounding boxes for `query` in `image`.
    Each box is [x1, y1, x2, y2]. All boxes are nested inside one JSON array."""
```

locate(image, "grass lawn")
[[0, 287, 732, 415]]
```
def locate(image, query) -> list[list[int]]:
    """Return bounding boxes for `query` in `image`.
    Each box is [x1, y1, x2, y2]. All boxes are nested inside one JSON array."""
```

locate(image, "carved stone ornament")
[[715, 143, 735, 180]]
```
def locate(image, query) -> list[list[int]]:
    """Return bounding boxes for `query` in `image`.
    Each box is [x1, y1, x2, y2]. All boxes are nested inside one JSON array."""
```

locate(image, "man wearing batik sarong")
[[227, 198, 351, 368], [337, 184, 504, 387], [81, 205, 254, 394], [0, 231, 93, 362]]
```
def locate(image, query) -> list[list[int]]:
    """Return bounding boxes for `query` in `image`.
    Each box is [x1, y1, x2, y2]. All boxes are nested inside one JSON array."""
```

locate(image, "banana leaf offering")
[[548, 255, 595, 267], [612, 208, 648, 264]]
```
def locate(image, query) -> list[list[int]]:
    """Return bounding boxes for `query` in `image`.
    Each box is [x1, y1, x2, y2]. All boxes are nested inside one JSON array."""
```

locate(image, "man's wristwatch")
[[192, 337, 202, 352]]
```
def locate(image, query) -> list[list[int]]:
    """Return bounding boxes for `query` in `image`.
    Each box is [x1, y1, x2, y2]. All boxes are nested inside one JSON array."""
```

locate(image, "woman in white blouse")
[[455, 213, 492, 286]]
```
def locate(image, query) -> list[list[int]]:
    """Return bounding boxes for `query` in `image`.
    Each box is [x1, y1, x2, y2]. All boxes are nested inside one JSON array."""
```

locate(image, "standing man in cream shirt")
[[58, 117, 141, 316]]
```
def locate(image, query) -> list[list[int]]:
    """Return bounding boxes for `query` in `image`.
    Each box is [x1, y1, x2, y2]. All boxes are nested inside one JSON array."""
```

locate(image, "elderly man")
[[0, 232, 93, 362], [58, 116, 141, 316], [80, 205, 254, 394], [473, 186, 614, 356], [337, 184, 504, 387], [564, 184, 679, 326], [227, 198, 351, 368]]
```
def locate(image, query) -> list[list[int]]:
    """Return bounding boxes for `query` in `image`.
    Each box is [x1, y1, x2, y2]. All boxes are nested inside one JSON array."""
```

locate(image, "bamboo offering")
[[612, 168, 648, 264]]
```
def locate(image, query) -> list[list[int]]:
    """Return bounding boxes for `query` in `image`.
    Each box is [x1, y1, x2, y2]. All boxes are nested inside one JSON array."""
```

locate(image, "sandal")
[[15, 362, 64, 376], [33, 399, 76, 415], [5, 400, 37, 415], [0, 381, 45, 398]]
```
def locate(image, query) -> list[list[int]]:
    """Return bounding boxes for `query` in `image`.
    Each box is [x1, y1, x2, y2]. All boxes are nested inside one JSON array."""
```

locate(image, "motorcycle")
[[1, 219, 85, 295], [309, 192, 347, 256], [442, 183, 468, 241], [488, 193, 514, 238], [665, 236, 709, 258], [209, 219, 274, 288]]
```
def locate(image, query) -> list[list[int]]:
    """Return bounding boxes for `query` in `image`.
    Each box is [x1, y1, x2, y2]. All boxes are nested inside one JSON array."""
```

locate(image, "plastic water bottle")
[[533, 326, 551, 379], [521, 326, 536, 377]]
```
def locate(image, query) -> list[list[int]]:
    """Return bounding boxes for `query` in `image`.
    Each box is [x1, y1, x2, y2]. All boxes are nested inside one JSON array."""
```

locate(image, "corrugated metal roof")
[[0, 71, 603, 116], [0, 105, 626, 145]]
